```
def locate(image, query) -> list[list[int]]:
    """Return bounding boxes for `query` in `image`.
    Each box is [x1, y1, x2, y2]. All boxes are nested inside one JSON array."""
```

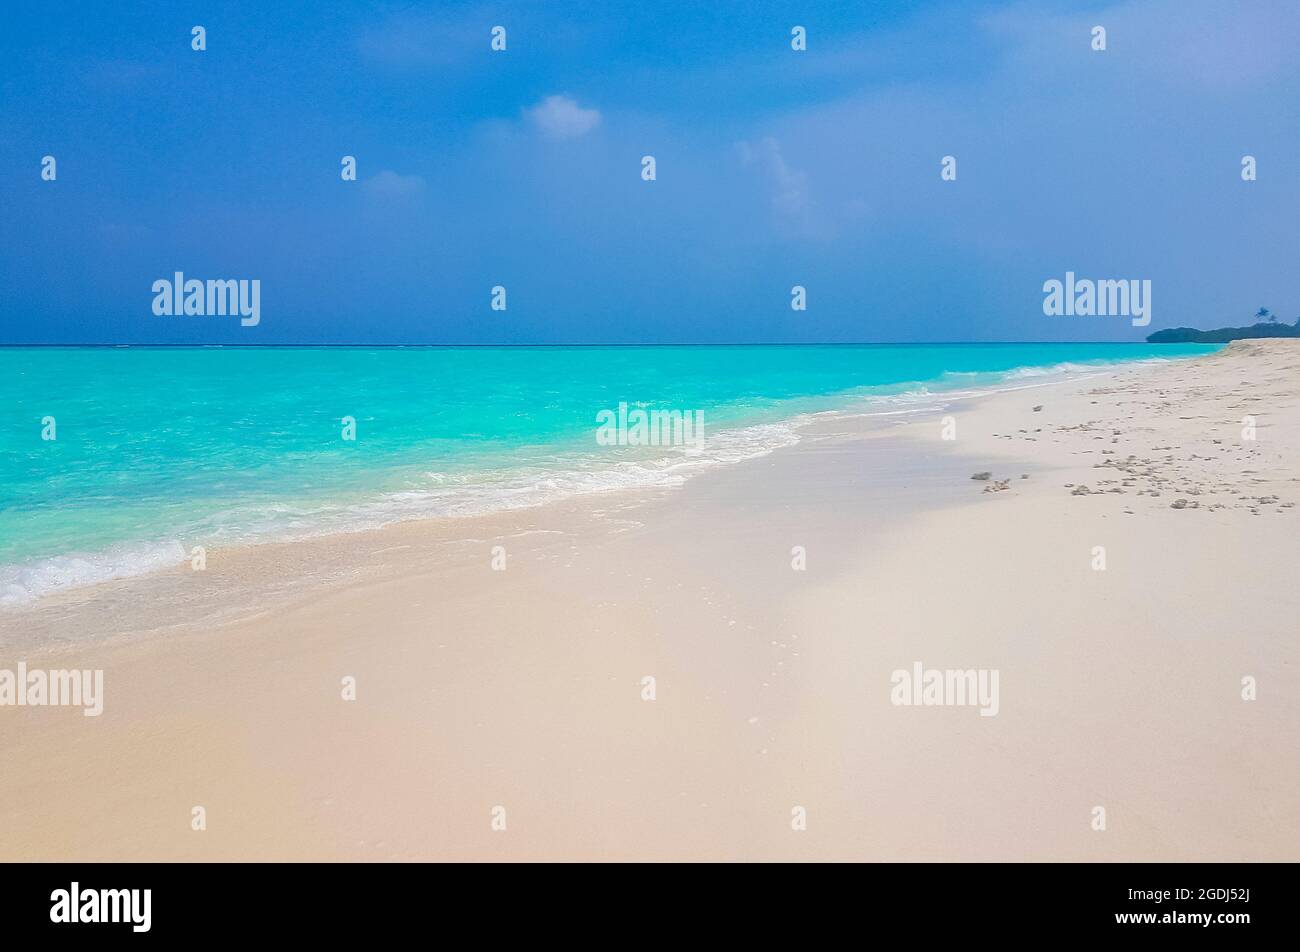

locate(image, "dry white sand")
[[1, 340, 1297, 860]]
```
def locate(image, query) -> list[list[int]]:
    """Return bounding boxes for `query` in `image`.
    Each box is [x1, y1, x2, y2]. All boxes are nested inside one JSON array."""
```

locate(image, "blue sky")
[[1, 0, 1297, 344]]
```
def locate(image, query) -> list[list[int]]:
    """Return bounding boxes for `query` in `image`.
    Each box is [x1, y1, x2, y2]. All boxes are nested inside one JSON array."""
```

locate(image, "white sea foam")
[[0, 541, 188, 607], [0, 419, 806, 606], [197, 418, 809, 540], [1001, 356, 1174, 379]]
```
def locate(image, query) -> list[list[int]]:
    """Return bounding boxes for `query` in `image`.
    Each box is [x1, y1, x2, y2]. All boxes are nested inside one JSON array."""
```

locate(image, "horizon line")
[[0, 340, 1186, 349]]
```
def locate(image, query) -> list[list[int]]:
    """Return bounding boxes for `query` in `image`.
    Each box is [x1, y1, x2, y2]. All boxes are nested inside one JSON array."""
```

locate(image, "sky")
[[1, 0, 1298, 344]]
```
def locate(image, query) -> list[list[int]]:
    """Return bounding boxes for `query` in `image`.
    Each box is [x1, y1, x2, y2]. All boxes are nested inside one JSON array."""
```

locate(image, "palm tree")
[[1255, 307, 1275, 323]]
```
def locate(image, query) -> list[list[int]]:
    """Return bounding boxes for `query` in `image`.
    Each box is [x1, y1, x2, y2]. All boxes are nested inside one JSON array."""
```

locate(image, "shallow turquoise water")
[[0, 343, 1219, 601]]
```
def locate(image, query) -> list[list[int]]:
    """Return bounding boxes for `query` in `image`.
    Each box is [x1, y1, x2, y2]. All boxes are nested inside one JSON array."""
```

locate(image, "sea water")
[[0, 343, 1219, 604]]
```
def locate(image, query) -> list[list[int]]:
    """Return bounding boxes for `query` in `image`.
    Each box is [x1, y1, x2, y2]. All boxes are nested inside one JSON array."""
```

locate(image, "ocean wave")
[[0, 541, 188, 607], [196, 418, 808, 538], [998, 357, 1170, 379], [0, 420, 806, 606]]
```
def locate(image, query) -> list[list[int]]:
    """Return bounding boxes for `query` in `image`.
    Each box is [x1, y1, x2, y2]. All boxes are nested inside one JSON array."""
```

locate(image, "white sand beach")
[[1, 340, 1297, 861]]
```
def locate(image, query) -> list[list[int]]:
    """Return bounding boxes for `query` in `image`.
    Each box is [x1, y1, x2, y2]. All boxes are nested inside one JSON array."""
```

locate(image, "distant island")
[[1147, 308, 1300, 343]]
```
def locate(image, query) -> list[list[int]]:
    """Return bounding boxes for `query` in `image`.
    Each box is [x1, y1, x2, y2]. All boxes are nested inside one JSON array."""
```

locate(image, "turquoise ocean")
[[1, 343, 1219, 604]]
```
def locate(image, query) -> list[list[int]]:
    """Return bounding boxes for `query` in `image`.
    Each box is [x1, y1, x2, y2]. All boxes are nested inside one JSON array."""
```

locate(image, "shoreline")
[[1, 341, 1297, 860], [0, 350, 1209, 632]]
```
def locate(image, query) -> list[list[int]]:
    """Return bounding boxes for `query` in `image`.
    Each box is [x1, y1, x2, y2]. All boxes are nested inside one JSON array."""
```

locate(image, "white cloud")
[[982, 0, 1300, 92], [737, 136, 818, 232], [525, 95, 601, 140]]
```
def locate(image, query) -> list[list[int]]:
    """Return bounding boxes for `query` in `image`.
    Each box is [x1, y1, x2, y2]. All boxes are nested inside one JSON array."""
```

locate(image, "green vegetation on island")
[[1147, 308, 1300, 343]]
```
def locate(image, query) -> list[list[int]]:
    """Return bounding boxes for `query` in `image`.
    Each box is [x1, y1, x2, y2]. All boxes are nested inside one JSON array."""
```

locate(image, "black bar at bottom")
[[0, 862, 1284, 939]]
